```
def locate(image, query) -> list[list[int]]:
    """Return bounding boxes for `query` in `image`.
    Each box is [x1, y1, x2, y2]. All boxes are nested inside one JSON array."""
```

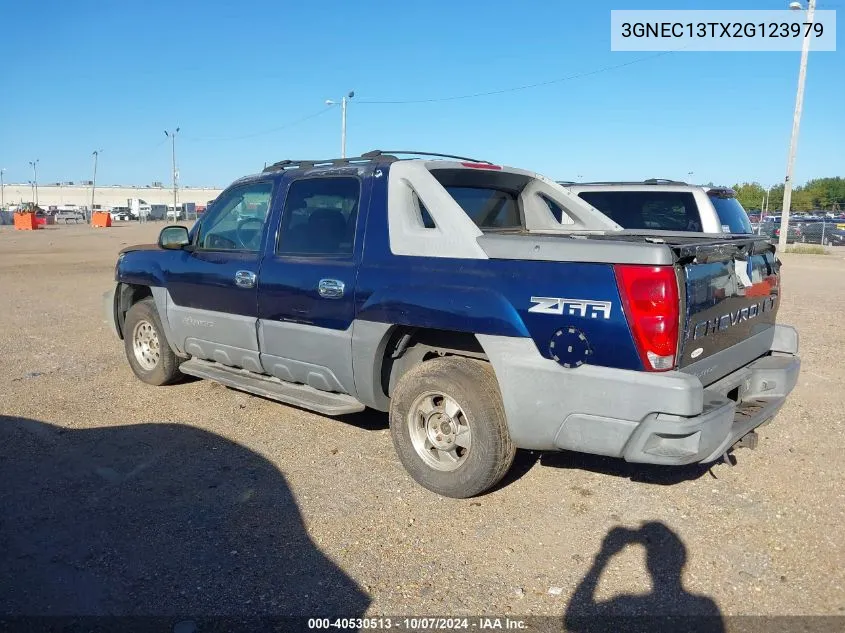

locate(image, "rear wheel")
[[123, 298, 183, 386], [389, 356, 516, 498]]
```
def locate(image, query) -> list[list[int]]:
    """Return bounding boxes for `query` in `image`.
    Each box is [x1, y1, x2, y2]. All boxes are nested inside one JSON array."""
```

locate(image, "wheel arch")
[[116, 283, 185, 357], [352, 323, 490, 410]]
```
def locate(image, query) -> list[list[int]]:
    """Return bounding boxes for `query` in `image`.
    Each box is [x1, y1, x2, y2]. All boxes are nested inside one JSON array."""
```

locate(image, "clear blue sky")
[[1, 0, 842, 188]]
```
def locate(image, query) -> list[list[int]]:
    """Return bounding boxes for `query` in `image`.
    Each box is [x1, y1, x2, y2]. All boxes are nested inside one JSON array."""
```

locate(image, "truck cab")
[[105, 151, 800, 498]]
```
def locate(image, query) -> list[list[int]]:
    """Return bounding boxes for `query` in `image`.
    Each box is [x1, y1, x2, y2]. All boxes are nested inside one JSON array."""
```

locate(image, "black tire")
[[123, 297, 183, 386], [389, 356, 516, 498]]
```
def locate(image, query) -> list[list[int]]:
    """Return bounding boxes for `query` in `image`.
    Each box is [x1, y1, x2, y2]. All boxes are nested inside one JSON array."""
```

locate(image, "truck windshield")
[[709, 195, 753, 234], [577, 191, 702, 231]]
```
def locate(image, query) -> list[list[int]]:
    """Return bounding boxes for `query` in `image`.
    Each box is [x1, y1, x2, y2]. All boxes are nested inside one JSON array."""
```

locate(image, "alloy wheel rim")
[[407, 391, 472, 472], [132, 319, 161, 370]]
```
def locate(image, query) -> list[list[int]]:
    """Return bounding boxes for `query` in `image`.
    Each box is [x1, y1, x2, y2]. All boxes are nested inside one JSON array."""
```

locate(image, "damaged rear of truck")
[[369, 157, 799, 495]]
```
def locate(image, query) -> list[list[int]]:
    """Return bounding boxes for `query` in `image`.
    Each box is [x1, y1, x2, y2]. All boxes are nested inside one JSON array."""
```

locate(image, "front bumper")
[[478, 325, 800, 464]]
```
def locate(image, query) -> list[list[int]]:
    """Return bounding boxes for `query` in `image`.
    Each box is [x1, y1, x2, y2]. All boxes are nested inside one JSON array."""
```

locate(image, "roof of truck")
[[260, 150, 497, 174], [559, 180, 737, 197]]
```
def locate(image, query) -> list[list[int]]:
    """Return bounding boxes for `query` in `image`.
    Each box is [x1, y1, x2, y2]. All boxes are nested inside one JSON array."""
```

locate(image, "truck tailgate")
[[676, 237, 780, 381]]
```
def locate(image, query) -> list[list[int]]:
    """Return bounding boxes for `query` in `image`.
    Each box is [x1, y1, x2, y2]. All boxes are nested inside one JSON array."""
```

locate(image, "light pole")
[[91, 150, 102, 219], [164, 128, 180, 218], [325, 91, 354, 158], [778, 0, 816, 252], [1, 168, 5, 210], [28, 160, 39, 207], [687, 171, 694, 183]]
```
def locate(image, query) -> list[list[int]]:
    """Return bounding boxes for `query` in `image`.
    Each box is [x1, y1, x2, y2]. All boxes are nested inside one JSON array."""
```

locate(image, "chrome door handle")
[[318, 278, 345, 299], [234, 270, 257, 289]]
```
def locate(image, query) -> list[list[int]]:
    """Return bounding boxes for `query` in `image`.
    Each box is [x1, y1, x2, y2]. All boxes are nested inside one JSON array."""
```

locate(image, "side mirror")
[[158, 225, 190, 250]]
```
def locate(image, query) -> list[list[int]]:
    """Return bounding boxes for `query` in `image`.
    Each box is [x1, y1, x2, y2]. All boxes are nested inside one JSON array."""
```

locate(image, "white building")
[[1, 182, 223, 210]]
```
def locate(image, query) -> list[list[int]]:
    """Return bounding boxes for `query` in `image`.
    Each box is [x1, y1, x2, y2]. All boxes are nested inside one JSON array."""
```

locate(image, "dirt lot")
[[1, 223, 843, 623]]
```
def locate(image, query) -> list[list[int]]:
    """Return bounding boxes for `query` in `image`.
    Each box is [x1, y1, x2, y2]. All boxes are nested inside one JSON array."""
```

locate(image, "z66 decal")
[[529, 296, 612, 319]]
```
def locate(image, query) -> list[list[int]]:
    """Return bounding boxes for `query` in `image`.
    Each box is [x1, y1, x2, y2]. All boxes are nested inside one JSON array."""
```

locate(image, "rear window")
[[577, 191, 702, 231], [429, 168, 526, 230], [444, 187, 521, 229], [709, 195, 753, 234]]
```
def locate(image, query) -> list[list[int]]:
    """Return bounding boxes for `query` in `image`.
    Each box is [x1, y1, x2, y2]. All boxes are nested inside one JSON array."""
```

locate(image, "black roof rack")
[[361, 150, 493, 164], [563, 179, 692, 186], [262, 155, 383, 173], [262, 149, 492, 173]]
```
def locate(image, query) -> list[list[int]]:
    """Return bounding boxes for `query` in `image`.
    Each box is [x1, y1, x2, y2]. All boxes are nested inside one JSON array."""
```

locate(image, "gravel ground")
[[0, 223, 843, 623]]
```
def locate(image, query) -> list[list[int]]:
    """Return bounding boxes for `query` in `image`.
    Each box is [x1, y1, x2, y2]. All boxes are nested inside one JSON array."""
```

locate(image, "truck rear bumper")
[[621, 353, 800, 464], [477, 325, 800, 464]]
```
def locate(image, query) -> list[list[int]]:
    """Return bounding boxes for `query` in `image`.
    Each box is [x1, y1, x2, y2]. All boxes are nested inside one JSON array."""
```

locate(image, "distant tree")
[[732, 182, 766, 212]]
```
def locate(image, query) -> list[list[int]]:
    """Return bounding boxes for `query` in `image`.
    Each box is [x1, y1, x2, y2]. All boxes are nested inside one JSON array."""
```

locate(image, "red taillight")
[[460, 162, 502, 170], [614, 265, 680, 372]]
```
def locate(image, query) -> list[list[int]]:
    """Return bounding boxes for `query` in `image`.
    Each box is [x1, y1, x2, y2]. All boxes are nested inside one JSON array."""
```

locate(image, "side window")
[[541, 195, 564, 223], [277, 177, 360, 256], [196, 181, 273, 252], [416, 195, 436, 229]]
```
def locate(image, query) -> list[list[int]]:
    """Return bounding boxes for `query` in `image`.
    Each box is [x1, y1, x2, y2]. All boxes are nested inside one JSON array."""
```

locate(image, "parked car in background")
[[559, 180, 753, 234], [111, 207, 132, 222], [758, 217, 801, 243], [795, 220, 845, 246], [55, 209, 85, 223]]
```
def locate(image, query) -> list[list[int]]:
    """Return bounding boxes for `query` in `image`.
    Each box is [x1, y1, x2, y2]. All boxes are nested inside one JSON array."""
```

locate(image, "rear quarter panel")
[[357, 174, 643, 371]]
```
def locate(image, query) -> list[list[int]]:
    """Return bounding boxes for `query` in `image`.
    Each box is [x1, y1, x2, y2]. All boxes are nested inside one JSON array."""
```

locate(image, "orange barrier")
[[13, 212, 38, 230], [92, 212, 112, 228]]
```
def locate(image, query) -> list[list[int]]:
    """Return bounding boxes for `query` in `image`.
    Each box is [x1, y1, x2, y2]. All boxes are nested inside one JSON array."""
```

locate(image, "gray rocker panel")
[[258, 320, 356, 395], [179, 358, 365, 416]]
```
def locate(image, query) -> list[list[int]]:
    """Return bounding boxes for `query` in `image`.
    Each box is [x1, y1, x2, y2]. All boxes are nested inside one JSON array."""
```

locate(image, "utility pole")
[[779, 0, 816, 252], [341, 96, 348, 158], [165, 128, 180, 218], [91, 150, 102, 220], [28, 160, 39, 207], [325, 91, 354, 158]]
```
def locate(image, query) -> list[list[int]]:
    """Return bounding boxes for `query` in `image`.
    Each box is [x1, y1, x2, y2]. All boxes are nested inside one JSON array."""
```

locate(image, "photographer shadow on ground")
[[564, 522, 724, 633], [0, 414, 369, 618]]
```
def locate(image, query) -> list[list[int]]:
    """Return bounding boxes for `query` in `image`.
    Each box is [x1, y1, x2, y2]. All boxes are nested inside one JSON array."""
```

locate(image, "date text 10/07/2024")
[[307, 618, 528, 630]]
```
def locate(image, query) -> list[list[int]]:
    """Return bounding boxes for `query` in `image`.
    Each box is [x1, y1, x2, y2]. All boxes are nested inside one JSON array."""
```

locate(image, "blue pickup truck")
[[104, 150, 800, 498]]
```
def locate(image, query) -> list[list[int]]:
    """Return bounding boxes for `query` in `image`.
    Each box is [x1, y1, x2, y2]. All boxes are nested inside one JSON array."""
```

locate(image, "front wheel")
[[123, 298, 183, 386], [389, 356, 516, 498]]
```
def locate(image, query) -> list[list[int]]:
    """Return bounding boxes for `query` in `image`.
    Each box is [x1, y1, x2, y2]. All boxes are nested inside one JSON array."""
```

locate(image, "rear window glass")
[[709, 195, 753, 234], [577, 191, 702, 231], [445, 187, 521, 229]]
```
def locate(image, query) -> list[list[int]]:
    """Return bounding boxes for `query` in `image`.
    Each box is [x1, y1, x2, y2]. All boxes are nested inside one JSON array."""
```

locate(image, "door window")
[[277, 177, 361, 256], [196, 181, 273, 252]]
